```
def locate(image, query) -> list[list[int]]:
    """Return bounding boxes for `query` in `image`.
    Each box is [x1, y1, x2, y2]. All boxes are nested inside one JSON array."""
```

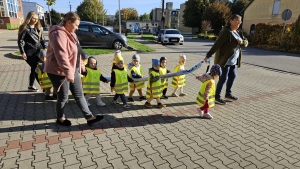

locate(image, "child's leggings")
[[200, 100, 209, 113], [147, 98, 161, 104], [113, 94, 127, 104], [173, 87, 183, 94]]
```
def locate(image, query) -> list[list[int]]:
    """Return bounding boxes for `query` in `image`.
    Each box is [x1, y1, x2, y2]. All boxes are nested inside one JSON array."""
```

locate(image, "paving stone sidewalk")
[[0, 33, 300, 169]]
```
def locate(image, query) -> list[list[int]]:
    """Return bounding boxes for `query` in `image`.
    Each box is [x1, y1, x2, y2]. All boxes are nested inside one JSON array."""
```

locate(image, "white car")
[[161, 29, 184, 45]]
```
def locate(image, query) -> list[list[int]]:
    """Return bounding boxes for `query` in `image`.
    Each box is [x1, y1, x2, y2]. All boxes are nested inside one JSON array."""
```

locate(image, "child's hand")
[[111, 87, 115, 93]]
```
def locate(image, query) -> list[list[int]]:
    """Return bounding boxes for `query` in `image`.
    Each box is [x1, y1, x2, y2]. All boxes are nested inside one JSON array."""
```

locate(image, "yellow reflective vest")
[[172, 64, 186, 88], [129, 65, 145, 90], [146, 70, 162, 99], [82, 67, 101, 94], [37, 64, 52, 89], [196, 79, 215, 108], [114, 69, 128, 94], [159, 67, 168, 89]]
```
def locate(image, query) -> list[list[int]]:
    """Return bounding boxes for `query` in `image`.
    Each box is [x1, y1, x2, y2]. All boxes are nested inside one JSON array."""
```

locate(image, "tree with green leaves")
[[202, 2, 231, 34], [230, 0, 250, 14], [182, 0, 209, 32], [139, 13, 150, 21], [76, 0, 106, 23], [50, 9, 61, 25], [45, 0, 56, 25]]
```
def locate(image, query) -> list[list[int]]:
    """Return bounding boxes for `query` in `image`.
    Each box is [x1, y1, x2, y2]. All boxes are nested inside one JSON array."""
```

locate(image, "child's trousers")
[[200, 100, 209, 113]]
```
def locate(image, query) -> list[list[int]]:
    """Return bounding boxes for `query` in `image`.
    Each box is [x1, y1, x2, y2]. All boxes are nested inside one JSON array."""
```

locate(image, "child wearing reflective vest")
[[36, 50, 56, 100], [127, 54, 146, 102], [145, 59, 166, 109], [171, 54, 187, 97], [195, 64, 222, 119], [82, 56, 109, 107], [110, 55, 133, 109], [159, 56, 170, 99]]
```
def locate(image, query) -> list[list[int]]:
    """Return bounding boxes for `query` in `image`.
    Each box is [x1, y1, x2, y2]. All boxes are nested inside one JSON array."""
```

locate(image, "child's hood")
[[197, 73, 212, 82]]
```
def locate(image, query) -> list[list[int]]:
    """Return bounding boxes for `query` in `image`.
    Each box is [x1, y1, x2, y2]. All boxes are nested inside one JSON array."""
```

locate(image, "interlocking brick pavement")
[[0, 30, 300, 168]]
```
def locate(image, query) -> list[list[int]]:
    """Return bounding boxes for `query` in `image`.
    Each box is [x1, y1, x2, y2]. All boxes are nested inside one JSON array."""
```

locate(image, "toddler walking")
[[82, 56, 109, 106], [195, 64, 222, 119]]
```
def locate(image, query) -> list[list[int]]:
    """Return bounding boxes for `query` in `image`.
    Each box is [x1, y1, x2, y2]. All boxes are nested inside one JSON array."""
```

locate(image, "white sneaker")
[[97, 101, 106, 107], [203, 112, 213, 119], [123, 104, 131, 109], [197, 108, 204, 117]]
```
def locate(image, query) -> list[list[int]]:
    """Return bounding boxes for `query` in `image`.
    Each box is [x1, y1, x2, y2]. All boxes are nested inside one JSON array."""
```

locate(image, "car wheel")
[[180, 43, 183, 45], [113, 40, 123, 50]]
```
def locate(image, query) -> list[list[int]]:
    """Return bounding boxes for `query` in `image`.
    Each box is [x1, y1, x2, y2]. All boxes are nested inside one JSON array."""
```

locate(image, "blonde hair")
[[63, 12, 80, 26], [18, 11, 42, 37]]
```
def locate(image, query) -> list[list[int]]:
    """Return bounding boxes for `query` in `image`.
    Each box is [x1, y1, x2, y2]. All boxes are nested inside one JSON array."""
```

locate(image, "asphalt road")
[[159, 37, 300, 75]]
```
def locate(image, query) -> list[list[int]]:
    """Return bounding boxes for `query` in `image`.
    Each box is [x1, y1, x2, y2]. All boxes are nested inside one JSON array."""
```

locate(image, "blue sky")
[[28, 0, 186, 15]]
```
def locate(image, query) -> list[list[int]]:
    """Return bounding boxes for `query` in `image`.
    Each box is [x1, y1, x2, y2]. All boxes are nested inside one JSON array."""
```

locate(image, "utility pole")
[[69, 2, 71, 11], [118, 0, 121, 34], [161, 0, 165, 29], [102, 0, 104, 25]]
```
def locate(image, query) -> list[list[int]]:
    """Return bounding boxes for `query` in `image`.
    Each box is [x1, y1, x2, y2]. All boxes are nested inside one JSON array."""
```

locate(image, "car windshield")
[[165, 30, 180, 34]]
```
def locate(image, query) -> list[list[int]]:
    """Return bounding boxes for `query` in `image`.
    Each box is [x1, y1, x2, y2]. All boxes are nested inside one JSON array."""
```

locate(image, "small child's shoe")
[[128, 97, 134, 102], [123, 104, 131, 109], [144, 102, 152, 108], [45, 95, 55, 100], [203, 112, 213, 119], [179, 93, 187, 96], [197, 108, 204, 117], [52, 94, 57, 99], [97, 101, 106, 107], [171, 93, 178, 97], [139, 96, 146, 100], [157, 103, 166, 109], [161, 95, 168, 99], [111, 100, 120, 104]]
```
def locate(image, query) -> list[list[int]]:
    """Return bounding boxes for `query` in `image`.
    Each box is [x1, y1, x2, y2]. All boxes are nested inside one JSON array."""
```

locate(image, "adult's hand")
[[237, 39, 243, 45], [22, 53, 27, 60], [67, 78, 74, 83], [204, 57, 209, 63]]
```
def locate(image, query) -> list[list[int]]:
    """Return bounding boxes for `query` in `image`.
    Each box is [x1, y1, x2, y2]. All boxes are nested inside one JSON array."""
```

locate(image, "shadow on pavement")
[[0, 92, 200, 133]]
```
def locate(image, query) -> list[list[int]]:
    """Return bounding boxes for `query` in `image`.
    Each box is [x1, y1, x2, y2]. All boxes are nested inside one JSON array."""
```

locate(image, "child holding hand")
[[127, 54, 146, 102], [195, 64, 222, 119], [82, 56, 109, 106]]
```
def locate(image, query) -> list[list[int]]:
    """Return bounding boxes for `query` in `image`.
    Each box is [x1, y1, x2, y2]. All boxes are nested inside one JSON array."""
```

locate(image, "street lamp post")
[[102, 0, 104, 25], [118, 0, 121, 34]]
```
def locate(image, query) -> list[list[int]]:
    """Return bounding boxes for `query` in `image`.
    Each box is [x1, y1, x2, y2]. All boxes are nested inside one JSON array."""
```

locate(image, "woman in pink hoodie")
[[44, 12, 103, 126]]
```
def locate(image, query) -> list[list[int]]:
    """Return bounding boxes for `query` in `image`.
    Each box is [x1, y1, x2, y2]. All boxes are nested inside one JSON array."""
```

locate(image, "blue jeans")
[[113, 94, 127, 104], [215, 65, 236, 99], [48, 69, 94, 120]]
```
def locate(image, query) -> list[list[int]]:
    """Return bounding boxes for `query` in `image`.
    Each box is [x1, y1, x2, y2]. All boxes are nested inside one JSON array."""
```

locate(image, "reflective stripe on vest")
[[146, 70, 162, 99], [37, 68, 52, 89], [195, 79, 215, 108], [114, 69, 128, 94], [82, 67, 101, 94]]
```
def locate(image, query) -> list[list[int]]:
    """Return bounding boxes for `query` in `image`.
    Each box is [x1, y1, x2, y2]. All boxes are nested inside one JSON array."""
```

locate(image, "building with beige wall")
[[242, 0, 300, 35]]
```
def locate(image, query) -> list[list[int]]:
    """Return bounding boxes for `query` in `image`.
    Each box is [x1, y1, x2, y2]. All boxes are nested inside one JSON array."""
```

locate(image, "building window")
[[1, 10, 5, 17], [7, 0, 18, 18], [0, 0, 4, 7], [0, 19, 3, 24], [272, 0, 280, 15]]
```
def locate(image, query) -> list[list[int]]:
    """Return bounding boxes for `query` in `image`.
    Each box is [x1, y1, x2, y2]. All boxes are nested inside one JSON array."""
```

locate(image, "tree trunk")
[[48, 5, 52, 25]]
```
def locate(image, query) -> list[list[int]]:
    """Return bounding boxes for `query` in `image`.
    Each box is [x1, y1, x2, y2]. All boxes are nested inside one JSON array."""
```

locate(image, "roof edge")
[[240, 0, 254, 14]]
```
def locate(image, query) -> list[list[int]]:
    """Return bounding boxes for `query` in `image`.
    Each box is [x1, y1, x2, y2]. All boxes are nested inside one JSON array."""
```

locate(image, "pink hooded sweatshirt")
[[44, 24, 85, 80]]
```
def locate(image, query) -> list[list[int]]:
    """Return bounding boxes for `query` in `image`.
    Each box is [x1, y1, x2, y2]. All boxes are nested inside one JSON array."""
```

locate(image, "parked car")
[[157, 29, 165, 42], [76, 21, 128, 50], [160, 29, 184, 45]]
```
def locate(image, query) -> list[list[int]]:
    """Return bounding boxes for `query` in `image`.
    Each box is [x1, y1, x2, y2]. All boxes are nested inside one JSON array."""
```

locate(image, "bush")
[[251, 20, 299, 53]]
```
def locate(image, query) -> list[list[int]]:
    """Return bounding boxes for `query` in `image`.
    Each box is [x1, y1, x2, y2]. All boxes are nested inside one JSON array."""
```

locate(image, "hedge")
[[249, 15, 300, 54]]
